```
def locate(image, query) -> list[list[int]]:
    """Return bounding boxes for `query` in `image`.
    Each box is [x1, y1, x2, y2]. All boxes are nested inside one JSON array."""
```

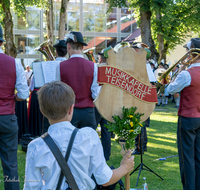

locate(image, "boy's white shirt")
[[23, 121, 112, 190]]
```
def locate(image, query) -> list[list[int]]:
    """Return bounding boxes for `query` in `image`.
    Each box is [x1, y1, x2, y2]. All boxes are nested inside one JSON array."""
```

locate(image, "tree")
[[106, 0, 159, 61], [105, 0, 200, 63], [0, 0, 47, 57], [0, 0, 17, 57]]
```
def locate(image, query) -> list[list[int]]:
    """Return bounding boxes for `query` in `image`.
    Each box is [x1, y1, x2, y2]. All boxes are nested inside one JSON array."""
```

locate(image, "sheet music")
[[32, 61, 59, 88], [146, 63, 156, 82], [42, 61, 59, 83], [32, 62, 45, 88]]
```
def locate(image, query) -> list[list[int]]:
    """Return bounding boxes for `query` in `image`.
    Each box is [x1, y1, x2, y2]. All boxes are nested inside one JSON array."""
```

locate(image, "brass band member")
[[56, 31, 99, 129], [168, 38, 200, 190], [0, 25, 29, 190]]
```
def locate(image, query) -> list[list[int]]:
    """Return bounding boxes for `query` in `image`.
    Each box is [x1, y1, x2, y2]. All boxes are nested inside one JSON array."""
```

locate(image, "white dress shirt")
[[167, 63, 200, 95], [24, 121, 112, 190], [55, 57, 67, 62], [24, 69, 33, 80], [56, 54, 99, 99], [0, 48, 29, 100]]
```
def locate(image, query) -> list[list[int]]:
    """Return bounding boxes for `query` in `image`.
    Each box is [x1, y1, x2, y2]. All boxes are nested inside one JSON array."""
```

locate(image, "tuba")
[[114, 42, 130, 53], [34, 39, 55, 61], [83, 47, 96, 63]]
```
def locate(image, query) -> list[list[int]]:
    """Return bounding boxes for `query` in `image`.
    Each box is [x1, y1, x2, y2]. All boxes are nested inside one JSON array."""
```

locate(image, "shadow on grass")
[[108, 139, 181, 190]]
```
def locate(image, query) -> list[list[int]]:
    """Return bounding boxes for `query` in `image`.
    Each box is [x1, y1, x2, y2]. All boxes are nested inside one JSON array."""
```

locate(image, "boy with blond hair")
[[23, 81, 135, 190]]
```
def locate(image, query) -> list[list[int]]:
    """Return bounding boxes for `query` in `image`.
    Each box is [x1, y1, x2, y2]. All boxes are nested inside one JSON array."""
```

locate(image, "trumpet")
[[34, 39, 55, 61], [155, 48, 200, 94]]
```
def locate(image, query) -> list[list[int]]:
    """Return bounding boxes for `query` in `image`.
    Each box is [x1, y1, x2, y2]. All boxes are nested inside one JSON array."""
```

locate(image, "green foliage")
[[106, 107, 144, 149], [105, 0, 127, 12], [106, 0, 200, 57], [0, 0, 48, 26], [151, 0, 200, 52]]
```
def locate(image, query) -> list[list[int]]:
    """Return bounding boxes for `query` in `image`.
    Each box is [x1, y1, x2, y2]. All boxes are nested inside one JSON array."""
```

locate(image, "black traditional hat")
[[0, 25, 5, 42], [53, 40, 67, 48], [159, 62, 164, 66], [131, 42, 151, 59], [65, 31, 87, 46], [164, 63, 169, 69], [98, 49, 105, 57], [149, 61, 154, 67], [132, 42, 149, 49], [183, 38, 200, 50]]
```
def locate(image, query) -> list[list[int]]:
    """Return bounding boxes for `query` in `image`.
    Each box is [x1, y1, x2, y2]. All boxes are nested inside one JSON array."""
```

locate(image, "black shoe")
[[143, 147, 147, 151], [162, 104, 165, 107], [156, 104, 160, 107], [132, 148, 144, 155]]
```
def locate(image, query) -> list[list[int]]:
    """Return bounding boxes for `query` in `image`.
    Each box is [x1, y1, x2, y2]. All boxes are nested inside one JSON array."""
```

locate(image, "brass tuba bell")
[[34, 39, 55, 61], [154, 68, 171, 84], [83, 47, 96, 63]]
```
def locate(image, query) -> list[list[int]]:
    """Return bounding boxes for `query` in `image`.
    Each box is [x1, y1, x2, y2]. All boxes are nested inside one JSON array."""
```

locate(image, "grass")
[[0, 100, 182, 190]]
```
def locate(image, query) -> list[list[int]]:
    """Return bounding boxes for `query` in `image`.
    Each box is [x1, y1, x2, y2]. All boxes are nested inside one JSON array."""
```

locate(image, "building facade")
[[11, 0, 139, 66]]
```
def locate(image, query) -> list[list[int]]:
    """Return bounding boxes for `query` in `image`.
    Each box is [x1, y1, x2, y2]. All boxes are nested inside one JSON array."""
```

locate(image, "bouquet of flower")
[[106, 106, 144, 150]]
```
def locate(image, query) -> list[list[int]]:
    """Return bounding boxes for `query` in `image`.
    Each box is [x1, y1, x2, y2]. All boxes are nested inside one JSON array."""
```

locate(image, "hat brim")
[[53, 44, 67, 48], [98, 52, 104, 56], [0, 37, 5, 42], [80, 42, 88, 46], [183, 44, 187, 48], [66, 39, 87, 46]]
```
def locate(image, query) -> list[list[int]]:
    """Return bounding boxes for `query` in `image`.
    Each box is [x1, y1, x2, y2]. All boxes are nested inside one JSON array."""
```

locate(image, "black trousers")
[[135, 117, 150, 150], [95, 108, 111, 161], [71, 107, 97, 130], [15, 100, 28, 140], [0, 114, 20, 190], [177, 116, 200, 190], [29, 90, 43, 136]]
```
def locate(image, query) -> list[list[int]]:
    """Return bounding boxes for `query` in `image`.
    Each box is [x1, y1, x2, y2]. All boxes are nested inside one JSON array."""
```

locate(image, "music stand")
[[130, 129, 164, 187]]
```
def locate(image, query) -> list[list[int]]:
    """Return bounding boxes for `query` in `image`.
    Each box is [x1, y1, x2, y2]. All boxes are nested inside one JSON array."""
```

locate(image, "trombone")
[[155, 48, 200, 95]]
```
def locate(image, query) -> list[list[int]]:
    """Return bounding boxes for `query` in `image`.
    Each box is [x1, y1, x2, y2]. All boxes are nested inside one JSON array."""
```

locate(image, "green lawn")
[[0, 100, 182, 190]]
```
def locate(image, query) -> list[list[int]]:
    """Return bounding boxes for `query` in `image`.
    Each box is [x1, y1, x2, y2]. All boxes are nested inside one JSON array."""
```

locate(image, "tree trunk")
[[2, 0, 17, 57], [156, 10, 165, 64], [160, 43, 169, 64], [140, 7, 159, 62], [45, 0, 54, 53], [59, 0, 69, 40]]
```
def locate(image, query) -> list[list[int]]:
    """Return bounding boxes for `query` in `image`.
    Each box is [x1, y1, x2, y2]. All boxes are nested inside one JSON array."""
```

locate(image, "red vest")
[[0, 54, 16, 115], [60, 57, 94, 108], [178, 67, 200, 118]]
